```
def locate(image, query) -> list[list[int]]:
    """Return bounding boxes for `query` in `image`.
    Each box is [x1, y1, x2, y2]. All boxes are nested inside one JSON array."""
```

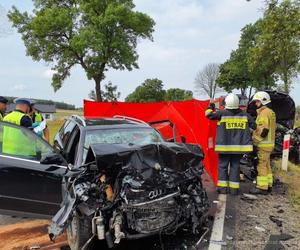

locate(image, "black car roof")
[[70, 116, 151, 129], [85, 118, 142, 126]]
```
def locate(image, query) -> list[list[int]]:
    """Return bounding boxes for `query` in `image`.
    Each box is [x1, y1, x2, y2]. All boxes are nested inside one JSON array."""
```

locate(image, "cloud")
[[206, 0, 264, 23], [11, 84, 28, 91], [43, 69, 57, 79]]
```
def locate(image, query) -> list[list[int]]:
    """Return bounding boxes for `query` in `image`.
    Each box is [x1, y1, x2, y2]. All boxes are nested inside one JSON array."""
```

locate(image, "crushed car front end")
[[49, 143, 209, 249]]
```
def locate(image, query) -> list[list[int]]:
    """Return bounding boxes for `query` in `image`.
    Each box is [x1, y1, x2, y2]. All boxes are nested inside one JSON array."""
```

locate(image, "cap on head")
[[225, 93, 239, 109], [0, 96, 8, 104], [30, 99, 36, 106], [252, 91, 271, 105], [14, 98, 32, 106]]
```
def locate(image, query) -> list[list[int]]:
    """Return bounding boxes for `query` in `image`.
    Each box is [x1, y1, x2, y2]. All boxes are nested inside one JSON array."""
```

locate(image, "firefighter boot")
[[217, 187, 228, 194], [249, 187, 268, 195]]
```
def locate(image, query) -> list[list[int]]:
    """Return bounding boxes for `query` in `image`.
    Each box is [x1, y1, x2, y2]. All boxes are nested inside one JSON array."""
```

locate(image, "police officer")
[[29, 101, 50, 142], [250, 91, 276, 195], [2, 98, 35, 157], [206, 93, 255, 195], [3, 98, 32, 127], [0, 96, 8, 121]]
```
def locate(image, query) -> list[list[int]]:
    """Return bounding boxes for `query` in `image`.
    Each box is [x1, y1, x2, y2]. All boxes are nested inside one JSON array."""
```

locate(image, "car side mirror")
[[40, 152, 65, 165]]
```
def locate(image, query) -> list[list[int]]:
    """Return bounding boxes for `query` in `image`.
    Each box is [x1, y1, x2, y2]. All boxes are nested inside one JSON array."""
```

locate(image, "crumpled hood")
[[84, 142, 204, 182]]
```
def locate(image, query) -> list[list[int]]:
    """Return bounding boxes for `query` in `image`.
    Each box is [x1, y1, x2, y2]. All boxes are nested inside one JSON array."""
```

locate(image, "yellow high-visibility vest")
[[3, 111, 36, 156]]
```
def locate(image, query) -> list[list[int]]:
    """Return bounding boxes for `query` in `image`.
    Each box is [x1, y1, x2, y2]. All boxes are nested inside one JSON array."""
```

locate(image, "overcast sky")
[[0, 0, 299, 107]]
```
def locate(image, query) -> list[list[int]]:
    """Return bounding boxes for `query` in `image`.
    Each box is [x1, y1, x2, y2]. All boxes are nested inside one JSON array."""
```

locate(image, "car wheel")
[[67, 212, 93, 250]]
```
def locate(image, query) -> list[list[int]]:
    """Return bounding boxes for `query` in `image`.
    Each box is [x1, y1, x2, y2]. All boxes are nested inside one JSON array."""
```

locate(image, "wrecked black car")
[[50, 143, 209, 249], [0, 116, 209, 250]]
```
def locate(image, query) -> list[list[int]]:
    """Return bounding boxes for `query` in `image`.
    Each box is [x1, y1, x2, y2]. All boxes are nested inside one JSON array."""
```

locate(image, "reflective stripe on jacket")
[[253, 106, 276, 150], [2, 111, 36, 156], [0, 112, 3, 121], [206, 109, 254, 154]]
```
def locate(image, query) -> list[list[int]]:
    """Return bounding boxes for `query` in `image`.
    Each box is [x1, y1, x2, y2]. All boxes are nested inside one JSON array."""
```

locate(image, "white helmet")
[[252, 91, 271, 105], [225, 93, 239, 109]]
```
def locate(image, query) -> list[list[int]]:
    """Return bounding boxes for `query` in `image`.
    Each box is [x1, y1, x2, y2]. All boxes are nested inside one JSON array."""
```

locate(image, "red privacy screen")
[[84, 99, 218, 183]]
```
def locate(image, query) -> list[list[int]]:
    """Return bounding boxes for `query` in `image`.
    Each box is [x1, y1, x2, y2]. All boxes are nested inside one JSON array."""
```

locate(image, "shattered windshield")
[[82, 128, 164, 162]]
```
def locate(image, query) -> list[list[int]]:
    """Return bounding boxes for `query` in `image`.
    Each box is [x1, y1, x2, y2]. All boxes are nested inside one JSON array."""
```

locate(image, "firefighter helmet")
[[225, 93, 239, 109], [252, 91, 271, 105]]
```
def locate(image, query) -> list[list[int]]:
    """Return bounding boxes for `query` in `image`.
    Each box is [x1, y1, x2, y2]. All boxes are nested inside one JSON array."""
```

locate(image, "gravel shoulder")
[[234, 181, 300, 249]]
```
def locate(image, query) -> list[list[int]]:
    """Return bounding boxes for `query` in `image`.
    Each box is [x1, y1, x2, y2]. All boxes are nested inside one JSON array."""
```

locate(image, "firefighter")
[[206, 93, 255, 195], [0, 96, 8, 121], [250, 91, 276, 195]]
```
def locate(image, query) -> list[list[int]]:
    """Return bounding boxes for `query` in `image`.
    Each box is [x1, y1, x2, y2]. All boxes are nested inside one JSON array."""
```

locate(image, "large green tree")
[[125, 78, 166, 103], [217, 21, 276, 97], [249, 0, 300, 93], [165, 88, 193, 101], [125, 78, 193, 103], [8, 0, 155, 101]]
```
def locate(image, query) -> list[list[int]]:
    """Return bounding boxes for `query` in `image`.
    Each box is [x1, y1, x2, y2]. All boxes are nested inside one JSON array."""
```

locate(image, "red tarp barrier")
[[84, 99, 218, 183]]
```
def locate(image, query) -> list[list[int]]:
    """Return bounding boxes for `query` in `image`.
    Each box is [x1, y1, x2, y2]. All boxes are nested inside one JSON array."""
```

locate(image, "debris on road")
[[264, 233, 294, 250], [226, 235, 234, 241], [255, 226, 266, 232], [247, 215, 258, 218], [277, 209, 285, 214], [269, 215, 283, 227], [241, 193, 258, 201]]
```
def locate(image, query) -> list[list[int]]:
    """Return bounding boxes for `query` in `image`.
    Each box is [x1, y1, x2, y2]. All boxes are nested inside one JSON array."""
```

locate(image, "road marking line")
[[208, 194, 227, 250]]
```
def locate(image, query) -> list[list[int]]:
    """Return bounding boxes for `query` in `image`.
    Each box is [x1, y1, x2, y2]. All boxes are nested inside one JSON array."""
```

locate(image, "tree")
[[217, 21, 276, 97], [89, 82, 120, 102], [165, 88, 193, 101], [194, 63, 222, 99], [125, 78, 166, 103], [250, 0, 300, 93], [8, 0, 155, 101]]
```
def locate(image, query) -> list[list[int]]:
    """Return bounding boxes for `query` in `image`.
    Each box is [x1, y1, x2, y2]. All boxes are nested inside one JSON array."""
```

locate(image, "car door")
[[0, 121, 67, 218]]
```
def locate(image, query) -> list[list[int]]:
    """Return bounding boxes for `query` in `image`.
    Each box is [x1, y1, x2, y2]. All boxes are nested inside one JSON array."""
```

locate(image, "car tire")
[[67, 212, 93, 250]]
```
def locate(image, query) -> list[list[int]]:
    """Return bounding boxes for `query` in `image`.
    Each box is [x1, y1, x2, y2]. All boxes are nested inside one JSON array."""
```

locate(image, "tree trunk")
[[241, 88, 246, 96], [248, 86, 253, 100], [94, 63, 106, 102], [283, 71, 289, 94], [94, 78, 102, 102]]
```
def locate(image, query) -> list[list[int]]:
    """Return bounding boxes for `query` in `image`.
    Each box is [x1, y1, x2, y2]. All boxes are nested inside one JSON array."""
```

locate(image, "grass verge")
[[274, 159, 300, 214], [47, 109, 82, 144]]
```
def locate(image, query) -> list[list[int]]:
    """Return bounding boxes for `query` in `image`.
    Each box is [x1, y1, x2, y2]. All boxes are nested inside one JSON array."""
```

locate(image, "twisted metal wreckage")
[[49, 143, 210, 248]]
